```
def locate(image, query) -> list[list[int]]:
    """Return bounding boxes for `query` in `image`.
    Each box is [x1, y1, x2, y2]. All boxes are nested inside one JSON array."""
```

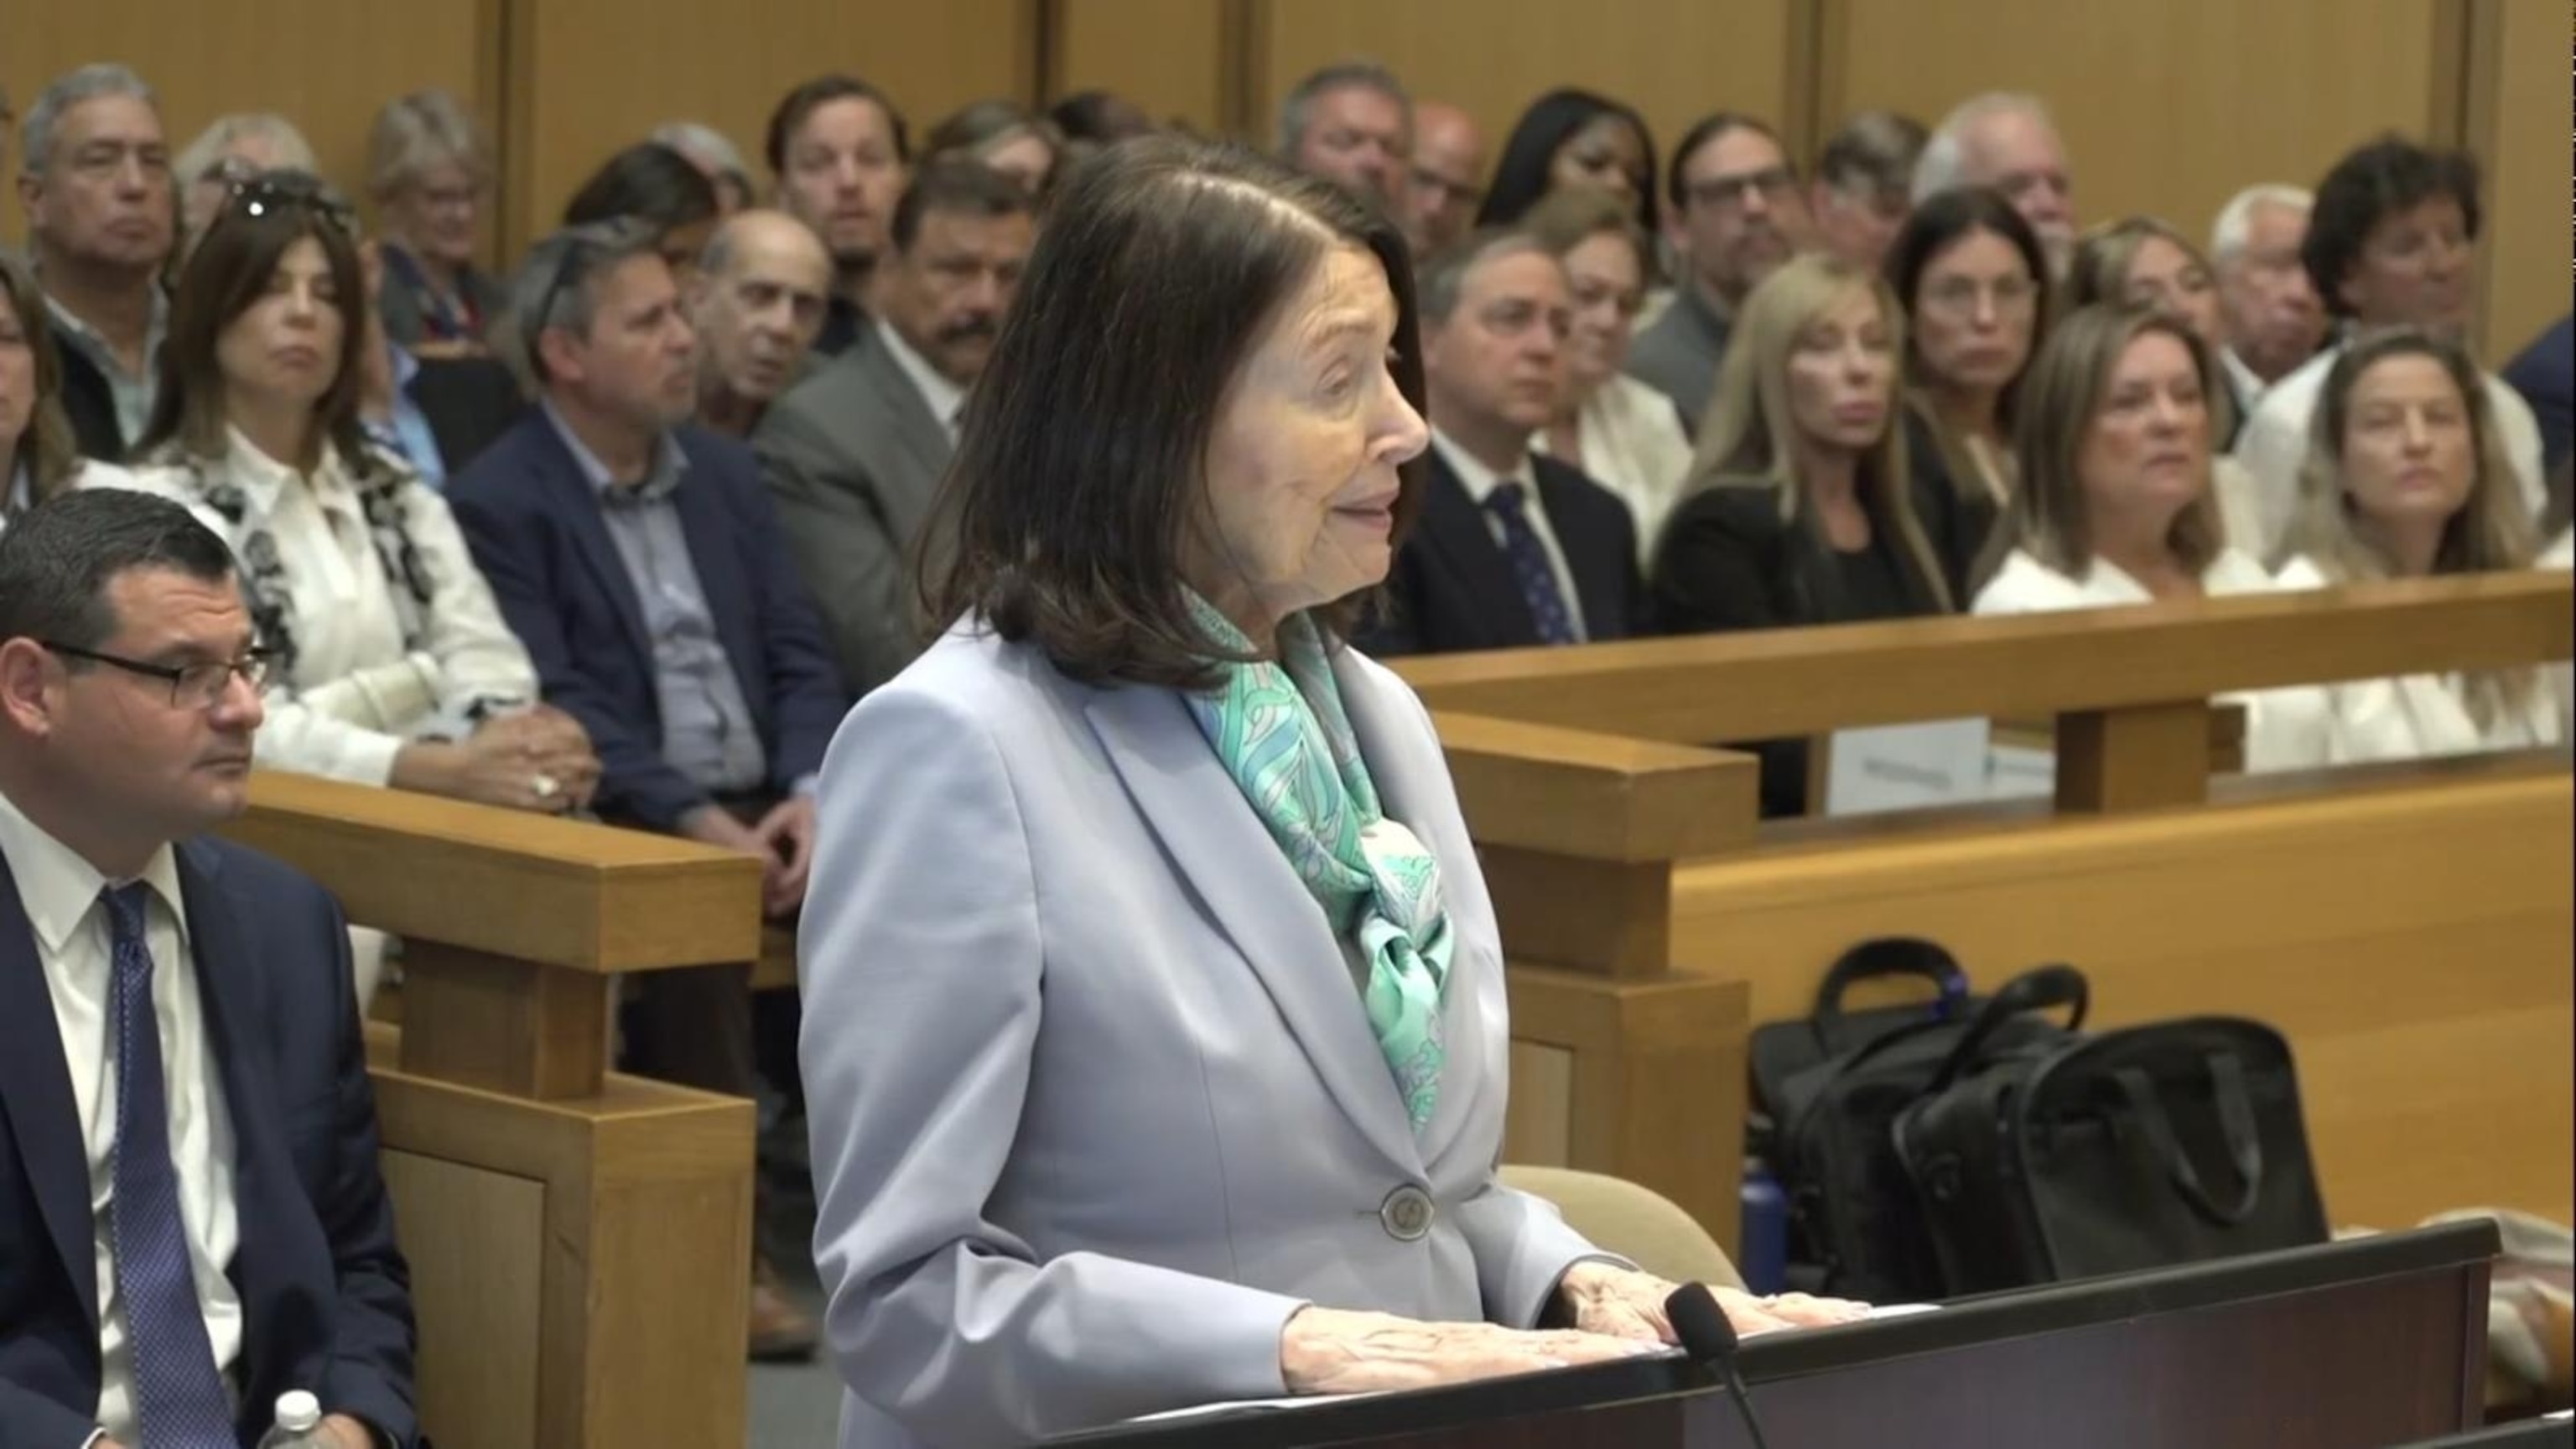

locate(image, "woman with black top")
[[1652, 252, 1955, 814]]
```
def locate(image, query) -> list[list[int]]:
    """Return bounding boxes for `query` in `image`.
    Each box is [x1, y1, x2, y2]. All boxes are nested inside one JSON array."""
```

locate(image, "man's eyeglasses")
[[1685, 166, 1799, 214], [225, 169, 360, 238], [41, 641, 273, 710]]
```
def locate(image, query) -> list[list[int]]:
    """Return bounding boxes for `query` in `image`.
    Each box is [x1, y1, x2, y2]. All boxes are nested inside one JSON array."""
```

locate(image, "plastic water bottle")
[[256, 1390, 328, 1448], [1738, 1158, 1789, 1296]]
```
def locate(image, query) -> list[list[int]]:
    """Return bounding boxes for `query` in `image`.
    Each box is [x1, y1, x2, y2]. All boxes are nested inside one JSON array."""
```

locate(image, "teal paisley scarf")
[[1180, 595, 1455, 1131]]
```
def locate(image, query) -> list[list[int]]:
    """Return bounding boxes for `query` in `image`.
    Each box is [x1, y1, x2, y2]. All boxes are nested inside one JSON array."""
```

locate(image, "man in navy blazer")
[[0, 491, 416, 1449], [1369, 230, 1644, 655], [444, 221, 844, 1361]]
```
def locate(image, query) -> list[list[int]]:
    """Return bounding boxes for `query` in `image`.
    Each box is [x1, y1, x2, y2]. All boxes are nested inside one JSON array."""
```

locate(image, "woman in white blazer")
[[798, 140, 1860, 1449], [1522, 186, 1695, 567], [2264, 328, 2559, 766]]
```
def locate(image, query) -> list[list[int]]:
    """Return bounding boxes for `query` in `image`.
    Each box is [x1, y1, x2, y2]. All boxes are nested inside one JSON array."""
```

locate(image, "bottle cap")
[[275, 1389, 322, 1432]]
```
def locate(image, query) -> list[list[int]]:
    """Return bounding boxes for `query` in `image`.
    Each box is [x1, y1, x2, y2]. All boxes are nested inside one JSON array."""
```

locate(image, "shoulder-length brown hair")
[[1680, 252, 1954, 612], [919, 136, 1429, 689], [0, 255, 82, 500], [135, 173, 374, 477], [2064, 216, 2237, 443], [2008, 303, 2227, 579]]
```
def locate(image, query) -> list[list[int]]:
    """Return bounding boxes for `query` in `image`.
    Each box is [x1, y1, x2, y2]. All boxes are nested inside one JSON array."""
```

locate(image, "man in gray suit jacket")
[[754, 162, 1035, 695]]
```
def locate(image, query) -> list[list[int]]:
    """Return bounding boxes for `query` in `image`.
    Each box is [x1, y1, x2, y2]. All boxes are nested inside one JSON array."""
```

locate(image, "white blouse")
[[2259, 556, 2563, 767], [84, 429, 538, 786], [1533, 373, 1696, 569]]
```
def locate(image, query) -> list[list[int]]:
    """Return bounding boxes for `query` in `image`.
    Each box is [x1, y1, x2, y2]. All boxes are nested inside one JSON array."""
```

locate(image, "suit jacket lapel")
[[854, 334, 956, 507], [669, 463, 771, 740], [532, 428, 656, 667], [0, 854, 98, 1328], [174, 843, 293, 1343], [1419, 454, 1538, 648], [1534, 461, 1624, 642], [1083, 682, 1420, 1169]]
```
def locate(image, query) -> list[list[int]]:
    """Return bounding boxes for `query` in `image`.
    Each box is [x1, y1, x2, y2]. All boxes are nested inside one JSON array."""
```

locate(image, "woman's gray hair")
[[650, 120, 752, 191], [20, 64, 158, 177], [366, 89, 486, 199], [174, 112, 317, 186]]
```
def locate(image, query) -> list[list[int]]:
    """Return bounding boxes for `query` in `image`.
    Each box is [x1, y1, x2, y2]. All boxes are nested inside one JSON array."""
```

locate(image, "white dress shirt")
[[1431, 429, 1592, 641], [1532, 374, 1696, 569], [86, 430, 539, 785], [2220, 347, 2271, 423], [2261, 555, 2564, 766], [0, 790, 242, 1446], [2233, 343, 2547, 563], [876, 319, 967, 441]]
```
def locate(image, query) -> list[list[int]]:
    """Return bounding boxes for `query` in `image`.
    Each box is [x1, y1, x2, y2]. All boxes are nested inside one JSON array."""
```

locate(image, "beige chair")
[[1501, 1165, 1747, 1291]]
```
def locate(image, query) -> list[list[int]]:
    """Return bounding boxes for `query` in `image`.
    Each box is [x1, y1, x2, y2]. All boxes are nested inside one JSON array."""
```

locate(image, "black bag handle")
[[1810, 937, 1971, 1025], [1923, 963, 2090, 1093], [2109, 1053, 2266, 1227]]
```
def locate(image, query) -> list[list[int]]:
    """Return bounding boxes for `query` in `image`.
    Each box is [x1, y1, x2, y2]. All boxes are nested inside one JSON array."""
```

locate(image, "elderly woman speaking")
[[798, 138, 1858, 1448]]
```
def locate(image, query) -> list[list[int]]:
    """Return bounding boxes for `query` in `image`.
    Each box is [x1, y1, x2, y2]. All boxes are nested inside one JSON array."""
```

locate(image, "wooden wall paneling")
[[508, 0, 1038, 260], [0, 0, 489, 249], [1047, 0, 1229, 138], [1818, 0, 2456, 282], [2464, 0, 2573, 362], [1251, 0, 1797, 200]]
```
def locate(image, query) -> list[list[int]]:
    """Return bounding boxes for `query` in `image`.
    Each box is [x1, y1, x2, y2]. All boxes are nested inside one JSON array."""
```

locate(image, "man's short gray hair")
[[174, 112, 317, 188], [1277, 60, 1410, 158], [507, 219, 664, 390], [1910, 91, 2060, 205], [2209, 183, 2314, 265], [20, 64, 158, 179], [1416, 227, 1553, 326]]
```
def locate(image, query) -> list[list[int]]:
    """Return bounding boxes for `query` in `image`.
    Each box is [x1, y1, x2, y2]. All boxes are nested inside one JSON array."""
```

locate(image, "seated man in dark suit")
[[446, 219, 845, 1362], [1374, 229, 1642, 654], [0, 491, 418, 1449]]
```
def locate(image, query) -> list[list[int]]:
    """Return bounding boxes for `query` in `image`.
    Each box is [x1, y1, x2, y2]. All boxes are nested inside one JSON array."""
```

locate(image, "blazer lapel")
[[854, 335, 956, 504], [670, 464, 771, 739], [1534, 462, 1622, 641], [174, 844, 293, 1325], [1083, 682, 1420, 1169], [1419, 454, 1539, 648], [533, 428, 655, 667], [0, 854, 99, 1328]]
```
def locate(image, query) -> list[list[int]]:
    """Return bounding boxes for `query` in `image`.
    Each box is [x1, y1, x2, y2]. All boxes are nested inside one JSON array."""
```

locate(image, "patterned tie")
[[1483, 481, 1579, 646], [101, 884, 238, 1449]]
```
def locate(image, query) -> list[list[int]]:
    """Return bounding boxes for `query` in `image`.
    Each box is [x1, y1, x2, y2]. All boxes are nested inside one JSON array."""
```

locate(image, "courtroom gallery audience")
[[1521, 186, 1694, 564], [21, 64, 177, 462], [2, 256, 91, 520], [173, 112, 317, 264], [1475, 87, 1658, 235], [351, 236, 527, 489], [366, 89, 505, 354], [924, 99, 1064, 199], [1974, 304, 2276, 616], [758, 162, 1034, 696], [561, 141, 724, 289], [1652, 253, 1956, 815], [1810, 110, 1928, 273], [765, 73, 911, 358], [2209, 183, 2328, 420], [1913, 92, 2078, 278], [86, 170, 596, 817], [2266, 328, 2559, 763], [1887, 186, 2050, 592], [2235, 138, 2546, 550], [652, 118, 758, 213], [447, 221, 845, 1359], [0, 488, 422, 1449], [798, 137, 1855, 1447], [1403, 99, 1488, 257], [688, 209, 835, 439], [1277, 60, 1412, 216], [1628, 112, 1812, 428], [1374, 229, 1641, 653]]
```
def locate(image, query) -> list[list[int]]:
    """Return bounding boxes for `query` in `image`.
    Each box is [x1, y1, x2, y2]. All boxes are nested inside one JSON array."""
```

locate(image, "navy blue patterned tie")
[[102, 884, 238, 1448], [1483, 481, 1579, 646]]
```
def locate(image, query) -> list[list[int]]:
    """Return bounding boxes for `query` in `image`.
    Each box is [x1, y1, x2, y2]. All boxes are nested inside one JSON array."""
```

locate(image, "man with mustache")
[[1628, 112, 1814, 430], [688, 210, 834, 438], [757, 161, 1034, 696]]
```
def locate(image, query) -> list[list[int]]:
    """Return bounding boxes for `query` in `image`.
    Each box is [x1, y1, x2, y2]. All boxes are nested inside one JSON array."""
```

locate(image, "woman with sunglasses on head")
[[83, 171, 599, 820]]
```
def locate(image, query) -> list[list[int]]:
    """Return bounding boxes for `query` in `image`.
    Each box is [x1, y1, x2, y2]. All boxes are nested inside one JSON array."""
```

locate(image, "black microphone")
[[1665, 1282, 1774, 1449]]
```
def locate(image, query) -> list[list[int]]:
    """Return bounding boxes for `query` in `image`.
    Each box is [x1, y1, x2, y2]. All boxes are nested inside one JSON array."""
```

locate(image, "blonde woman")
[[1652, 252, 1955, 813], [367, 90, 505, 351], [2266, 329, 2558, 763], [1521, 186, 1695, 566], [2067, 216, 2267, 554]]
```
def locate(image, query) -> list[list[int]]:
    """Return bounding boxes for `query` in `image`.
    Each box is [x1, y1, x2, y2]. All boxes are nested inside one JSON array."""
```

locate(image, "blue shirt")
[[370, 345, 449, 491]]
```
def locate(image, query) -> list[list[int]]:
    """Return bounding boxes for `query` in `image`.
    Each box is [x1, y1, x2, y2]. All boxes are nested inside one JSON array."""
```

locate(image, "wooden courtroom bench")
[[221, 776, 763, 1449], [1398, 573, 2575, 1244]]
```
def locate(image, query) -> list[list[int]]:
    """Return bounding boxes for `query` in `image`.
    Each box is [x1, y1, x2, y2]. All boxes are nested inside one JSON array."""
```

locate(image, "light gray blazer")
[[754, 326, 955, 698], [799, 624, 1605, 1448]]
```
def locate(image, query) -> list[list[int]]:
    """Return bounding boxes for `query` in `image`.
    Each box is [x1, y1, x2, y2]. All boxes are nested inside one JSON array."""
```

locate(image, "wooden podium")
[[1061, 1220, 2499, 1448]]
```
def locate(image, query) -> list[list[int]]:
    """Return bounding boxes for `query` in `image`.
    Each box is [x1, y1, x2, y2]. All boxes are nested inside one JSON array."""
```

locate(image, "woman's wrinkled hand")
[[1279, 1304, 1651, 1395], [1555, 1261, 1871, 1343]]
